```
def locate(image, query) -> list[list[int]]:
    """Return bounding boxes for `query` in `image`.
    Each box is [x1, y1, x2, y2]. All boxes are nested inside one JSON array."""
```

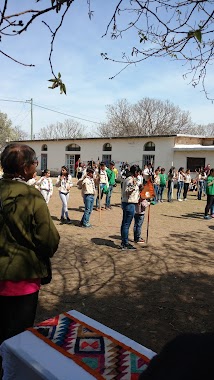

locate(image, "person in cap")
[[105, 161, 116, 210], [80, 167, 96, 227]]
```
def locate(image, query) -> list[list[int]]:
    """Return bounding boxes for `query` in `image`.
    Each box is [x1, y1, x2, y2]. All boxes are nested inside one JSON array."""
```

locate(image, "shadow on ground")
[[36, 230, 213, 353]]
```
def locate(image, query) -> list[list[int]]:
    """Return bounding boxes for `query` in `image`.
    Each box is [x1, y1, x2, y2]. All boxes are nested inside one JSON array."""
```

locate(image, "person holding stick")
[[120, 165, 139, 250]]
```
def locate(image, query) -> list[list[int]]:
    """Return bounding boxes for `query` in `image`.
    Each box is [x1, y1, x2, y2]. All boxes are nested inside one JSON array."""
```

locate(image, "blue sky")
[[0, 0, 214, 138]]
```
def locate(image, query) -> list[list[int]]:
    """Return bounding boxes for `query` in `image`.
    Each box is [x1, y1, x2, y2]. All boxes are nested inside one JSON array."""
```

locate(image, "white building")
[[16, 134, 214, 175]]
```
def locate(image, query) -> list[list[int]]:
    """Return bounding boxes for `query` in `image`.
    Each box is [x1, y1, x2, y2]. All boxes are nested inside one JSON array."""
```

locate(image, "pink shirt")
[[0, 279, 41, 296]]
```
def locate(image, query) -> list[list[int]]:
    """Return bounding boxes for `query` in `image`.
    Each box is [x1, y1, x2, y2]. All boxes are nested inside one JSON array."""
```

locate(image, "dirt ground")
[[36, 179, 214, 354]]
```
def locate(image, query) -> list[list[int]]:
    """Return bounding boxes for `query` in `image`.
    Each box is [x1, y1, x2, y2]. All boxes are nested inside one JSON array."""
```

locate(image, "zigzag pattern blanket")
[[29, 312, 150, 380]]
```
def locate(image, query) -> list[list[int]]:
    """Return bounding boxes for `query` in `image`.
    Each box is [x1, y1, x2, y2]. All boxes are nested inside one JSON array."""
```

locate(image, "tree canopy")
[[0, 111, 27, 150], [38, 119, 85, 139], [98, 98, 196, 137], [0, 1, 213, 97], [101, 0, 214, 99]]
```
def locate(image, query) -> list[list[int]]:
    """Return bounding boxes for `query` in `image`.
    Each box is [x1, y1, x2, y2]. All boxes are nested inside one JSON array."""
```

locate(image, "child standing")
[[134, 193, 149, 244], [204, 168, 214, 220], [55, 166, 73, 223], [159, 168, 168, 202], [183, 169, 191, 200], [36, 169, 53, 204], [153, 169, 160, 203], [79, 167, 96, 227]]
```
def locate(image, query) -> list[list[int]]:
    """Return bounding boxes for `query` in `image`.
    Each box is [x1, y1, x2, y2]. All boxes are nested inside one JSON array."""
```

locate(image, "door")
[[66, 154, 75, 176]]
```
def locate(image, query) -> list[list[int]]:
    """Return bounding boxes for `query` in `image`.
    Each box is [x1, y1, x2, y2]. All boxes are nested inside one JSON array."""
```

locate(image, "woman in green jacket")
[[0, 143, 60, 345]]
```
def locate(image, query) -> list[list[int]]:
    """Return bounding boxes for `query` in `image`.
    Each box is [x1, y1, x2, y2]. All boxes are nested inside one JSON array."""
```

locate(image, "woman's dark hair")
[[42, 169, 50, 176], [60, 165, 69, 177], [130, 165, 139, 175], [1, 143, 36, 176], [178, 167, 184, 172]]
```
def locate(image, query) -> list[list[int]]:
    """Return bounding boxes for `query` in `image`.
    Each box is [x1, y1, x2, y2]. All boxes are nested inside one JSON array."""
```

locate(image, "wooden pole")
[[146, 203, 151, 244]]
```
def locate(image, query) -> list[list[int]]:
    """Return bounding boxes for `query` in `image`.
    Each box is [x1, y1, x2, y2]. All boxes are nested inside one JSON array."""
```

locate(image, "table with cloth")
[[0, 310, 156, 380]]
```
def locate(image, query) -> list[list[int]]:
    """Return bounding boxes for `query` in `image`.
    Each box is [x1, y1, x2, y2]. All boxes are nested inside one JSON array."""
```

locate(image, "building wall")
[[17, 135, 214, 175], [174, 150, 214, 171], [22, 136, 176, 173], [175, 136, 201, 145]]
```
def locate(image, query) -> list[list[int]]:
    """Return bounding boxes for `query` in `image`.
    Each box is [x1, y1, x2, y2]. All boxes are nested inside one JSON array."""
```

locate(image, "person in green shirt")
[[204, 168, 214, 219], [105, 161, 116, 210], [159, 168, 168, 203]]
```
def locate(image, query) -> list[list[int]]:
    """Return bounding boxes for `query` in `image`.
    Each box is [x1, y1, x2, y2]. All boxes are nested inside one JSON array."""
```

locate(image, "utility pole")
[[26, 98, 33, 140]]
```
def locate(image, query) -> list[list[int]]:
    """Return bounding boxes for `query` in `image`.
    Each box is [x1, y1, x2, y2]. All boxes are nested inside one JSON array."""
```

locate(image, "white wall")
[[23, 136, 176, 173], [18, 136, 214, 175]]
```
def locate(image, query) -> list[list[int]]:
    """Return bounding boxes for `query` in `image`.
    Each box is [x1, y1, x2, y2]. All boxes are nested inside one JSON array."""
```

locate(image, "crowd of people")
[[21, 158, 214, 249], [0, 143, 213, 378]]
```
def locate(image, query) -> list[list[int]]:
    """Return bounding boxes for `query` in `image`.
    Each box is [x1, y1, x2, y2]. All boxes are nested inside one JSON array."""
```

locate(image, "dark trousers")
[[205, 195, 214, 216], [0, 291, 39, 345], [183, 183, 189, 199]]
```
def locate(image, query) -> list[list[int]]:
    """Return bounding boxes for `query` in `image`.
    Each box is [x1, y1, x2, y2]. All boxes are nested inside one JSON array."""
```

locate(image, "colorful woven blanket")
[[29, 312, 150, 380]]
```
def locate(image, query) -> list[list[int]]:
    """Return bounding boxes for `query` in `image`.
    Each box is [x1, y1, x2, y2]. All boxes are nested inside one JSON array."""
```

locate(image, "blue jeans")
[[197, 181, 204, 200], [167, 180, 173, 201], [81, 194, 94, 226], [159, 185, 165, 201], [154, 184, 159, 202], [177, 181, 184, 200], [121, 202, 135, 245], [134, 213, 145, 242], [106, 185, 113, 207]]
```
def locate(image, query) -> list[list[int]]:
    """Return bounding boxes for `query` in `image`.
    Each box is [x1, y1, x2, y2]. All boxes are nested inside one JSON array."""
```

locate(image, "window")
[[186, 157, 205, 172], [103, 143, 112, 151], [143, 155, 155, 167], [144, 141, 155, 151], [41, 144, 48, 151], [66, 144, 81, 151], [102, 154, 111, 166], [41, 154, 47, 170]]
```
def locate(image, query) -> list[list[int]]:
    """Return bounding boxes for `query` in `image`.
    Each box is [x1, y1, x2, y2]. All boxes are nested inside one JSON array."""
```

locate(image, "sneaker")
[[178, 199, 183, 202], [184, 199, 187, 201], [125, 243, 137, 250], [204, 215, 211, 220], [120, 244, 127, 250], [160, 200, 164, 203], [65, 217, 72, 224], [82, 223, 92, 228], [60, 217, 65, 223], [135, 238, 146, 244]]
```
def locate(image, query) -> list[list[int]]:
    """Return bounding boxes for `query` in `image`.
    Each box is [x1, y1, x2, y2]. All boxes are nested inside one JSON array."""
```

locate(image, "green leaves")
[[48, 72, 67, 95], [194, 29, 202, 43], [188, 29, 202, 43]]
